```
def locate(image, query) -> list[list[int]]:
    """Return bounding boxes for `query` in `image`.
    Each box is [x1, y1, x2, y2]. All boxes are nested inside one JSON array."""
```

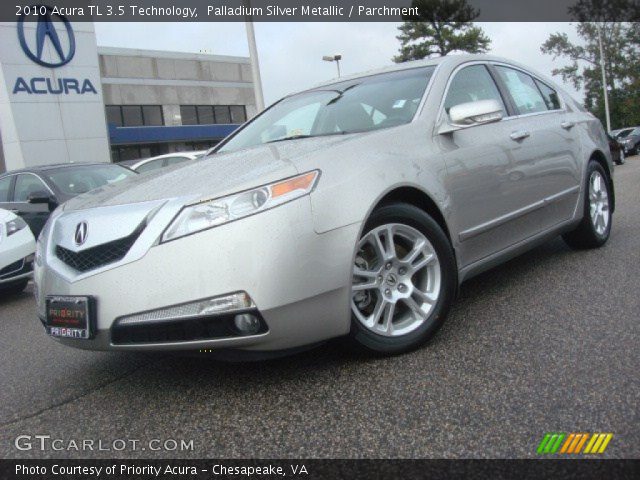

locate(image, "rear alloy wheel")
[[563, 160, 612, 249], [349, 204, 456, 354]]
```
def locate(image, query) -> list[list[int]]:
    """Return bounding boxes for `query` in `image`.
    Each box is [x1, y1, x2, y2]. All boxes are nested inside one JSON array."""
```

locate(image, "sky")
[[94, 22, 583, 105]]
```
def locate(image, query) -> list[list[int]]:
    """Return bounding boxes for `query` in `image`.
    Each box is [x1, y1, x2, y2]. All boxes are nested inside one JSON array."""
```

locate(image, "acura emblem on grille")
[[74, 221, 88, 246]]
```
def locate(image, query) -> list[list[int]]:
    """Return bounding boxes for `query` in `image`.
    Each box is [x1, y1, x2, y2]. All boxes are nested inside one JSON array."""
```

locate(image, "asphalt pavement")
[[1, 157, 639, 459]]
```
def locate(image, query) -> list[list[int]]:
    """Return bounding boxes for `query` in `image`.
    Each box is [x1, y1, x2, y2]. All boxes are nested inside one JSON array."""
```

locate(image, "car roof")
[[299, 54, 567, 99], [127, 151, 204, 168], [0, 162, 124, 177]]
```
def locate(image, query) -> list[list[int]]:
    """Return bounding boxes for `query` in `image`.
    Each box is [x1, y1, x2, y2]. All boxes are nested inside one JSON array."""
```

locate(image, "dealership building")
[[0, 15, 256, 172]]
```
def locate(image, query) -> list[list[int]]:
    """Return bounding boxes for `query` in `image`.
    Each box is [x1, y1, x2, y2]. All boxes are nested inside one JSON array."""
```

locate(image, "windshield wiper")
[[265, 134, 313, 144], [265, 131, 352, 144]]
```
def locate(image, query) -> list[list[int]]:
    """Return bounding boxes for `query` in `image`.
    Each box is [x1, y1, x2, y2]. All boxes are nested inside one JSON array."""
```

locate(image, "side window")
[[0, 176, 12, 202], [495, 66, 548, 115], [444, 65, 506, 115], [14, 174, 48, 202], [534, 80, 561, 110], [165, 156, 189, 166], [136, 159, 165, 173]]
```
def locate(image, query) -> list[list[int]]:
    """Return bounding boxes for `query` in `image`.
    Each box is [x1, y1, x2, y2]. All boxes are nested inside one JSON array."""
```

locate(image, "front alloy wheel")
[[348, 203, 456, 354], [588, 170, 610, 236], [352, 223, 441, 337]]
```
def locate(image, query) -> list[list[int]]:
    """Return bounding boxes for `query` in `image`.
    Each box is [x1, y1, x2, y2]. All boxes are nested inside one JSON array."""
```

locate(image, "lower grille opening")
[[0, 257, 32, 279], [111, 309, 268, 345]]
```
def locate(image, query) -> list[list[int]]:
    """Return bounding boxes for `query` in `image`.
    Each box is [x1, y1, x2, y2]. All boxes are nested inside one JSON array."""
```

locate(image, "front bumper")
[[0, 228, 35, 286], [35, 198, 360, 351]]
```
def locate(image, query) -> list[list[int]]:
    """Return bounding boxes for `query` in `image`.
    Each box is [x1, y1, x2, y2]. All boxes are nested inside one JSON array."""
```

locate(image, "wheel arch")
[[589, 149, 615, 213], [373, 186, 453, 245]]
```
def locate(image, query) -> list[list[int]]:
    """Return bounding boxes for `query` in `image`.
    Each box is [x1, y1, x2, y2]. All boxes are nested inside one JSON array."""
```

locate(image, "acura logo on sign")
[[74, 222, 88, 246], [17, 5, 76, 68]]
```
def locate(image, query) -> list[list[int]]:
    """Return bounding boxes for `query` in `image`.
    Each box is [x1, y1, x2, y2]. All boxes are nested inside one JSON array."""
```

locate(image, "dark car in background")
[[0, 163, 136, 238], [611, 127, 634, 140], [618, 127, 640, 156]]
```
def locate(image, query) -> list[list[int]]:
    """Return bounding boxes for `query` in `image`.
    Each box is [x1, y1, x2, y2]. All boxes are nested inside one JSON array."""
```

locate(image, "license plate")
[[45, 296, 93, 339]]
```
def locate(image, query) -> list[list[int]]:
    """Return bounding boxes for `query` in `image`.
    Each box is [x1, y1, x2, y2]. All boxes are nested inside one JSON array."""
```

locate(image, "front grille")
[[55, 224, 144, 272]]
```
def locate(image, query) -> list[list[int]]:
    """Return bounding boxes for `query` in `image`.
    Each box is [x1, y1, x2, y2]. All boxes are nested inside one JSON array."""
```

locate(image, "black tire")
[[348, 203, 457, 355], [562, 160, 612, 250], [0, 279, 28, 296]]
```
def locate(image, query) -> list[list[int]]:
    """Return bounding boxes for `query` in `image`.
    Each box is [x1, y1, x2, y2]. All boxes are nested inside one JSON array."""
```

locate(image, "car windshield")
[[46, 164, 136, 196], [217, 66, 436, 153], [617, 129, 634, 138]]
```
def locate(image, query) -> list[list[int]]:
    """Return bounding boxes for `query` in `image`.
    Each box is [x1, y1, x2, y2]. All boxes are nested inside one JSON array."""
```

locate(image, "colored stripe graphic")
[[538, 433, 613, 454], [537, 433, 565, 454]]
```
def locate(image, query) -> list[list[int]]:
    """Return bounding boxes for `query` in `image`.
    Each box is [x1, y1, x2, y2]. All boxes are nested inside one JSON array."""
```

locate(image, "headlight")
[[6, 217, 28, 236], [161, 170, 319, 242]]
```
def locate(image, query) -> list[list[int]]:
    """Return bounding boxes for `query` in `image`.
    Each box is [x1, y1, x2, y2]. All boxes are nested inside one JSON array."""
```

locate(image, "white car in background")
[[0, 208, 35, 295], [120, 151, 207, 174]]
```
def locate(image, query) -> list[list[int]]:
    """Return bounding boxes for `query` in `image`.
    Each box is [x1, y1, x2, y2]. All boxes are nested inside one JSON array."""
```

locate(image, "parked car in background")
[[120, 151, 206, 173], [0, 208, 35, 295], [607, 133, 625, 165], [611, 127, 634, 140], [618, 127, 640, 156], [34, 55, 614, 356], [0, 163, 137, 238]]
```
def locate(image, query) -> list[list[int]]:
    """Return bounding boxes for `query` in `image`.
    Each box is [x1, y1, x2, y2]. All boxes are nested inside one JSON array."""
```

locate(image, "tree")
[[393, 0, 491, 63], [540, 0, 639, 128]]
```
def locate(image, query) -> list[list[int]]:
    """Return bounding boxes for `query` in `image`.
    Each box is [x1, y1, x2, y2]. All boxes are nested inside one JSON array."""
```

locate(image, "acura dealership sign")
[[0, 6, 110, 170], [14, 6, 97, 95], [17, 6, 76, 67]]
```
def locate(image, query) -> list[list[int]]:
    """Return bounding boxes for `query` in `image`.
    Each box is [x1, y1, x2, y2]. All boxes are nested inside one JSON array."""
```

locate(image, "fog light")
[[234, 313, 260, 335], [117, 291, 255, 326]]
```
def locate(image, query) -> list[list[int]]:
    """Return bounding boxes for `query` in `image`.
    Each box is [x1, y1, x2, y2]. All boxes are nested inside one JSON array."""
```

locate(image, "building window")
[[214, 106, 231, 124], [179, 105, 247, 125], [105, 105, 164, 127], [197, 105, 214, 124], [142, 105, 164, 126], [110, 143, 169, 163], [180, 106, 198, 125], [106, 105, 123, 127], [230, 105, 246, 123]]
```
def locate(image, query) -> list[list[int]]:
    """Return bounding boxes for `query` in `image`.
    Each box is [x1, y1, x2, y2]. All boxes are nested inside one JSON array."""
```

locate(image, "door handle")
[[561, 121, 575, 130], [510, 130, 530, 141]]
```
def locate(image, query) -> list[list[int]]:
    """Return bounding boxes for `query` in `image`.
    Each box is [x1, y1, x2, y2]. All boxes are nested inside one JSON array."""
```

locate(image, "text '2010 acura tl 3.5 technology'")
[[35, 55, 614, 356]]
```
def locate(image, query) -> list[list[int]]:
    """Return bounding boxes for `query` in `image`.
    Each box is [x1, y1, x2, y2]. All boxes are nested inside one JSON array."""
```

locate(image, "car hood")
[[61, 135, 356, 212]]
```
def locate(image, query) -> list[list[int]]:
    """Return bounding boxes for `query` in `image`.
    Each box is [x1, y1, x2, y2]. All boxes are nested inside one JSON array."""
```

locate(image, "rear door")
[[491, 64, 582, 224]]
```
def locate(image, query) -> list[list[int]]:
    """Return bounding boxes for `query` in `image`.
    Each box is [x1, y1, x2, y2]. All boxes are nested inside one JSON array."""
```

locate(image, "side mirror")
[[439, 99, 503, 134], [28, 191, 58, 211]]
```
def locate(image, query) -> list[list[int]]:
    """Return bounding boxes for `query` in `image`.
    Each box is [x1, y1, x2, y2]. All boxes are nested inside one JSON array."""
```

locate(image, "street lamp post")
[[596, 23, 611, 133], [322, 54, 342, 77]]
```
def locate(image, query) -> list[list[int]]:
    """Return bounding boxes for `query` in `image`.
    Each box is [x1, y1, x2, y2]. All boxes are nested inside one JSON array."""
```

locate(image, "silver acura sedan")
[[34, 55, 614, 356]]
